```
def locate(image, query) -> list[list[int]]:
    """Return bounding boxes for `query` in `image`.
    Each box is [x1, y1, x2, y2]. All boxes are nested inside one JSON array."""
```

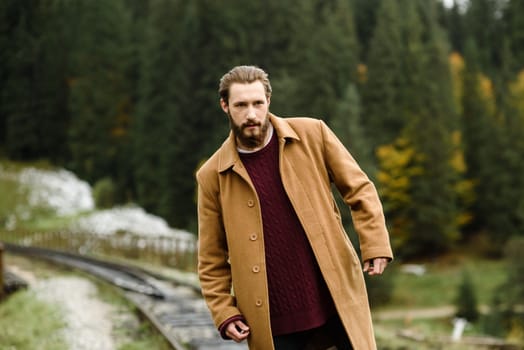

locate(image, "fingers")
[[364, 257, 389, 276], [363, 260, 371, 272], [225, 320, 250, 342]]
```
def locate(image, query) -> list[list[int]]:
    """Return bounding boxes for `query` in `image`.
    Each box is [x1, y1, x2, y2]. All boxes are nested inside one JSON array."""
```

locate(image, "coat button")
[[247, 199, 255, 207], [255, 299, 263, 307], [249, 233, 258, 241], [252, 265, 260, 273]]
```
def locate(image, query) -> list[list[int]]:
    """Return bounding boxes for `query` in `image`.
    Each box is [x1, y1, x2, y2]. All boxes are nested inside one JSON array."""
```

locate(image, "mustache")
[[242, 122, 261, 128]]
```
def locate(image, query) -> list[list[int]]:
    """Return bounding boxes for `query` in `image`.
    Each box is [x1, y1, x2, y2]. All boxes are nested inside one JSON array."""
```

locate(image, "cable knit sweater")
[[239, 131, 335, 336]]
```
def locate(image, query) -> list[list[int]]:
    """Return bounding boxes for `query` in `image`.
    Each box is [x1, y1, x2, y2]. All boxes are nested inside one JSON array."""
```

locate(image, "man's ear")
[[220, 98, 228, 114]]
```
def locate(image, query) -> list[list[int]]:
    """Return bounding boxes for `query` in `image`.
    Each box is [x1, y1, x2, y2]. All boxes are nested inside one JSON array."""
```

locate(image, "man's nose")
[[246, 106, 257, 120]]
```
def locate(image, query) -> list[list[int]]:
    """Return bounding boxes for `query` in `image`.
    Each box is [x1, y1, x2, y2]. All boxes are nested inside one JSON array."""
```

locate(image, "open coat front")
[[196, 114, 393, 350]]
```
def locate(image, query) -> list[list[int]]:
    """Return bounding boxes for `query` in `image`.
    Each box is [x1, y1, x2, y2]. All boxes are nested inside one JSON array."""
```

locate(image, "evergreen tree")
[[460, 40, 494, 233], [0, 0, 12, 147], [492, 39, 524, 242], [67, 0, 134, 191], [278, 0, 359, 122], [443, 0, 466, 54], [455, 270, 480, 322], [460, 38, 523, 249], [157, 0, 206, 229], [330, 84, 375, 176], [134, 0, 184, 222], [33, 0, 71, 163], [1, 1, 72, 161], [484, 238, 524, 338], [404, 0, 462, 256], [261, 0, 317, 116], [372, 0, 464, 258], [361, 0, 407, 149], [353, 0, 381, 61], [135, 0, 219, 229], [504, 0, 524, 72], [3, 1, 47, 159], [502, 238, 524, 320], [463, 0, 506, 74]]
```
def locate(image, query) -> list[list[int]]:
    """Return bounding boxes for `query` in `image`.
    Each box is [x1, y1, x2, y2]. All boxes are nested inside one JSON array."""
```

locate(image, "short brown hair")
[[219, 65, 272, 103]]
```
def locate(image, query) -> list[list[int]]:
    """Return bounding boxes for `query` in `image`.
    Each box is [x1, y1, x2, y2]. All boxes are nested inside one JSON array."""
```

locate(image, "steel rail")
[[3, 243, 247, 350]]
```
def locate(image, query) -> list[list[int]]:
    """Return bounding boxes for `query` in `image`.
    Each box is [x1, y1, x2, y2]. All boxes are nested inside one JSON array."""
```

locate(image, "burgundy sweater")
[[239, 131, 335, 336]]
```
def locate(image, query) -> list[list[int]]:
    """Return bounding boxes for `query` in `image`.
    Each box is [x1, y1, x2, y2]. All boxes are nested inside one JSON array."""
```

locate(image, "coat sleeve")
[[319, 120, 393, 262], [196, 170, 243, 329]]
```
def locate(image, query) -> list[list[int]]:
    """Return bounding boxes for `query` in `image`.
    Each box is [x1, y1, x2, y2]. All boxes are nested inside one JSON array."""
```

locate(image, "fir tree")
[[455, 270, 479, 322], [67, 0, 134, 193], [361, 0, 407, 149], [504, 0, 524, 72], [373, 0, 464, 258]]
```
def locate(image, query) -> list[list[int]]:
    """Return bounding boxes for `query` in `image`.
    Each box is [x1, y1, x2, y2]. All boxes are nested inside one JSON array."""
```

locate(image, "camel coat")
[[196, 114, 393, 350]]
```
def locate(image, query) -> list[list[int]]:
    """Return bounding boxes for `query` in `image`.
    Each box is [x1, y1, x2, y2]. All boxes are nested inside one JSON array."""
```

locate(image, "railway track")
[[3, 243, 247, 350]]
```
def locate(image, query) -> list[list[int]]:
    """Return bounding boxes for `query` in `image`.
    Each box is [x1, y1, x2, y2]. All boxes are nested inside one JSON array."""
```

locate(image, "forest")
[[1, 0, 523, 260]]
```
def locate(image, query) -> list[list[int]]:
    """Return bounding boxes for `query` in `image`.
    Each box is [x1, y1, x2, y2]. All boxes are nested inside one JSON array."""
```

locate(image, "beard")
[[228, 113, 270, 149]]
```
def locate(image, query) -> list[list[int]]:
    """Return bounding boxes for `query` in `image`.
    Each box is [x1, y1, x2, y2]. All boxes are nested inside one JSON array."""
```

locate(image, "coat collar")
[[217, 113, 300, 173]]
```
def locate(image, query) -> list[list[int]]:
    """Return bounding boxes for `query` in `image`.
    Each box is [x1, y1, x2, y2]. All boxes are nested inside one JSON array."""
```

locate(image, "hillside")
[[0, 160, 194, 239]]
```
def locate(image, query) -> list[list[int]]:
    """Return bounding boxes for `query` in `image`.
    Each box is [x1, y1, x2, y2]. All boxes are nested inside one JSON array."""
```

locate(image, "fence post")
[[0, 242, 4, 299]]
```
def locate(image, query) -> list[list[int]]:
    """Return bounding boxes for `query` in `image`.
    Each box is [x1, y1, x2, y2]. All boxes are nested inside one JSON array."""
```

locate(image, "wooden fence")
[[0, 229, 198, 272]]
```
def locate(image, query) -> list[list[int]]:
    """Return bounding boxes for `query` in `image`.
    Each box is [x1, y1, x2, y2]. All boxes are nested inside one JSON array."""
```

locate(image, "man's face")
[[221, 81, 270, 150]]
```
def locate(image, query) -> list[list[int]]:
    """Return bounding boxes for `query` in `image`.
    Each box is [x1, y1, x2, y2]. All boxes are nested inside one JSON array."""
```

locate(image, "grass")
[[372, 255, 517, 349], [91, 271, 173, 350], [384, 256, 507, 310], [0, 290, 68, 350], [1, 254, 172, 350], [1, 157, 519, 348]]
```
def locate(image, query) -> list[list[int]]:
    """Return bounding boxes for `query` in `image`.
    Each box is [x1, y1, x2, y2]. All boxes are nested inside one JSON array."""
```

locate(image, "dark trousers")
[[272, 316, 353, 350]]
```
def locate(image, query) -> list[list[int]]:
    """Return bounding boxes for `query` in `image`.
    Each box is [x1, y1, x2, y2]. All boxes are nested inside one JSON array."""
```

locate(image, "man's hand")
[[225, 319, 250, 342], [363, 257, 389, 275]]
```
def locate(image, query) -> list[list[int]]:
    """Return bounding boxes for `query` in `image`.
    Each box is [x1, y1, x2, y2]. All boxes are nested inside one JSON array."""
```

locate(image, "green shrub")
[[454, 269, 479, 322], [482, 237, 524, 343], [93, 177, 116, 209]]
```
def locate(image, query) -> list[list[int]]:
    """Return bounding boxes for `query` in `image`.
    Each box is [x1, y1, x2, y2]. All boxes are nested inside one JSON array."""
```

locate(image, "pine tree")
[[491, 39, 524, 243], [353, 0, 381, 61], [504, 0, 524, 72], [1, 1, 72, 161], [157, 0, 205, 229], [34, 0, 72, 163], [134, 0, 215, 229], [134, 0, 183, 221], [0, 0, 11, 147], [461, 39, 509, 248], [463, 0, 506, 74], [372, 0, 464, 258], [330, 84, 375, 176], [281, 0, 359, 122], [404, 0, 463, 256], [484, 238, 524, 338], [455, 270, 480, 322], [67, 0, 134, 191], [441, 0, 466, 54], [3, 1, 46, 159], [361, 0, 407, 148]]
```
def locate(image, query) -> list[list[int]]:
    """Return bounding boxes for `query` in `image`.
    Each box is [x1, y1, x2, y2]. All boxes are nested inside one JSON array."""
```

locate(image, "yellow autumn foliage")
[[376, 138, 424, 215]]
